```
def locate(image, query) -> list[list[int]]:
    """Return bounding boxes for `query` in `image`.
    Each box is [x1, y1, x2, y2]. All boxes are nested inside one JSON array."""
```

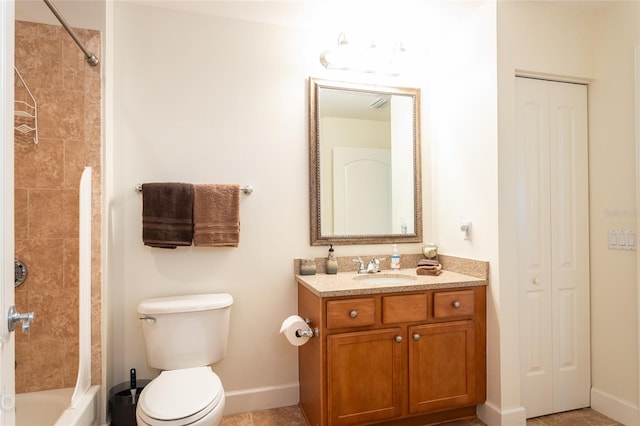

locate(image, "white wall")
[[427, 2, 501, 423], [498, 1, 639, 425], [589, 3, 640, 424], [109, 4, 315, 409], [108, 0, 499, 414]]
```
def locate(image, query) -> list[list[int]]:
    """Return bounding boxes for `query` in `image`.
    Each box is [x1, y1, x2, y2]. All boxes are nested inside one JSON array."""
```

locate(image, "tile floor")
[[220, 406, 623, 426]]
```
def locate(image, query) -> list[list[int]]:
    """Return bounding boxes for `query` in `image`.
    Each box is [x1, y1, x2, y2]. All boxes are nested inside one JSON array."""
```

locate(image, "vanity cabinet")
[[297, 284, 486, 426]]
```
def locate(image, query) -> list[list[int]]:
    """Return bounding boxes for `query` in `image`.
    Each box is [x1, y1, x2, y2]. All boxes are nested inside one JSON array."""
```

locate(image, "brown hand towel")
[[193, 184, 240, 247], [417, 258, 440, 267], [142, 183, 194, 249], [416, 264, 442, 276]]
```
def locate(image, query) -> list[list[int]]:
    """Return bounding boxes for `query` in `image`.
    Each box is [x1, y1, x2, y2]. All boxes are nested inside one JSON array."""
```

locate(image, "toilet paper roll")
[[280, 315, 311, 347]]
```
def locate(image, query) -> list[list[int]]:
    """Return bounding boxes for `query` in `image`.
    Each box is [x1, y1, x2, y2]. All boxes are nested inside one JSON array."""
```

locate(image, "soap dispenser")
[[326, 244, 338, 274], [390, 244, 401, 270]]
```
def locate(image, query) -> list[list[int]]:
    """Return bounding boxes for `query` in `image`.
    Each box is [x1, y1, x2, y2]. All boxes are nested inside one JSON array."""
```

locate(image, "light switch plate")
[[608, 229, 619, 249], [609, 229, 637, 250], [624, 230, 636, 249]]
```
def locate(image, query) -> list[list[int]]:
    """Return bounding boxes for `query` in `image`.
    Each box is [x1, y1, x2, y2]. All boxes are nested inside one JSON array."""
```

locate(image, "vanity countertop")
[[296, 268, 486, 298]]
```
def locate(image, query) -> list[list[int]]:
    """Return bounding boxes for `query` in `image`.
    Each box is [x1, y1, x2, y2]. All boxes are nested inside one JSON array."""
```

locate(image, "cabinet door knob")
[[412, 333, 421, 341], [349, 310, 358, 318], [395, 335, 403, 343], [452, 301, 461, 309]]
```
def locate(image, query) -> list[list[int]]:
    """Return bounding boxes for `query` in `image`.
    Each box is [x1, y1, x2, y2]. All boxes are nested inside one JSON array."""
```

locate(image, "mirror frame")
[[309, 77, 422, 246]]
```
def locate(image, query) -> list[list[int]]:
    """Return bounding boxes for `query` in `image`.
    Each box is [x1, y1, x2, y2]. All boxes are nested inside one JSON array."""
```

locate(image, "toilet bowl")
[[136, 293, 233, 426], [136, 367, 225, 426]]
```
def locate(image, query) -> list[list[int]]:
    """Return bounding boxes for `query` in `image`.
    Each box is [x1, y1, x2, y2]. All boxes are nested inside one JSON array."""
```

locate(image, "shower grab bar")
[[42, 0, 99, 66]]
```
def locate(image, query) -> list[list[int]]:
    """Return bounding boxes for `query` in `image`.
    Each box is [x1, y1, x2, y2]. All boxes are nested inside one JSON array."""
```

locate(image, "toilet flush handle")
[[139, 315, 156, 324]]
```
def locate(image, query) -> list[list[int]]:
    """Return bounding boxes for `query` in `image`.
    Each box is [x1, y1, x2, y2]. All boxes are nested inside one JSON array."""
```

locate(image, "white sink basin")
[[353, 273, 418, 285]]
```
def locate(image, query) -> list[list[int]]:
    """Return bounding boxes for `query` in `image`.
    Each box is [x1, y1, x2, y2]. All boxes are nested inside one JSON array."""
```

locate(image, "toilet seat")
[[137, 367, 223, 426]]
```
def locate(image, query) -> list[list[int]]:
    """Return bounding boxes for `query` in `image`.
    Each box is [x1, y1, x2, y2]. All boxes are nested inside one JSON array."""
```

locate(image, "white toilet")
[[136, 293, 233, 426]]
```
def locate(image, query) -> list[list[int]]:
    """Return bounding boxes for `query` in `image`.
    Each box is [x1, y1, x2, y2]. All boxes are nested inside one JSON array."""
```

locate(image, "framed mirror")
[[309, 77, 422, 245]]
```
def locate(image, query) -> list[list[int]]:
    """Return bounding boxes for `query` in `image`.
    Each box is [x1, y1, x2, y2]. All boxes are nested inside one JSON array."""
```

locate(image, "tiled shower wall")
[[13, 21, 101, 393]]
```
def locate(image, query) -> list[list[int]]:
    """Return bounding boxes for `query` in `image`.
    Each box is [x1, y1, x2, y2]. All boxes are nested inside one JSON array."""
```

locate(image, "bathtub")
[[15, 385, 100, 426]]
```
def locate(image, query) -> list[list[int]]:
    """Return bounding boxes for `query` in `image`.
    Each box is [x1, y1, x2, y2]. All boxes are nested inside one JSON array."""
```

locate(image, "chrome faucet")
[[367, 258, 384, 273], [354, 257, 384, 273]]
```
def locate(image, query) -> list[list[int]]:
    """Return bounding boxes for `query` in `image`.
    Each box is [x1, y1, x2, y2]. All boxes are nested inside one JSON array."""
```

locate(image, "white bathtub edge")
[[54, 385, 100, 426]]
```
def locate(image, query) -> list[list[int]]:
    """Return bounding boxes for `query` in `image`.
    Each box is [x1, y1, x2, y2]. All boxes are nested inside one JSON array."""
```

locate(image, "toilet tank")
[[137, 293, 233, 371]]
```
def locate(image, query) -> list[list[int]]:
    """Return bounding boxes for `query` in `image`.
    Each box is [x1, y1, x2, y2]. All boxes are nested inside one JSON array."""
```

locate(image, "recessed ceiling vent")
[[369, 96, 390, 110]]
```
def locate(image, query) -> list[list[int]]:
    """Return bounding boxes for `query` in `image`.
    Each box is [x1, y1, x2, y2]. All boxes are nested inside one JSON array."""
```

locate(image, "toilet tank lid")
[[137, 293, 233, 315]]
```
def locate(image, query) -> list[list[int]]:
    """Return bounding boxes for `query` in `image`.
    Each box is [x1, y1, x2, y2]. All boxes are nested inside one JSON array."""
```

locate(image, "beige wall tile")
[[63, 238, 79, 288], [91, 340, 101, 386], [63, 138, 86, 189], [15, 239, 63, 290], [64, 339, 80, 387], [62, 38, 85, 91], [15, 19, 101, 394], [29, 286, 79, 340], [19, 339, 66, 392], [35, 88, 84, 139], [15, 20, 62, 42], [14, 137, 64, 189], [14, 38, 62, 90], [61, 189, 79, 238], [15, 340, 31, 393], [14, 189, 28, 240], [28, 189, 65, 238]]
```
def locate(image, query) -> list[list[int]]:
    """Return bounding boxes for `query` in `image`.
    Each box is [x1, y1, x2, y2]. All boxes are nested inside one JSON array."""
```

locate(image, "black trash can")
[[109, 380, 150, 426]]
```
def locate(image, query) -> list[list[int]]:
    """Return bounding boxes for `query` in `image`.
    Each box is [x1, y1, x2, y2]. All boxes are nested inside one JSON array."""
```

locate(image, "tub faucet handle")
[[7, 306, 35, 334]]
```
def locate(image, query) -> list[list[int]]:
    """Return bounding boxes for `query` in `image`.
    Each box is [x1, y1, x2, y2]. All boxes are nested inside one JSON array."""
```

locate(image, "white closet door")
[[517, 77, 590, 418], [518, 77, 553, 418]]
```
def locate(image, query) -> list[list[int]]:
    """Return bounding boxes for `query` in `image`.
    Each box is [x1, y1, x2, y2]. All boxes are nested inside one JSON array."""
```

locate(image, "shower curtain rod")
[[42, 0, 99, 66]]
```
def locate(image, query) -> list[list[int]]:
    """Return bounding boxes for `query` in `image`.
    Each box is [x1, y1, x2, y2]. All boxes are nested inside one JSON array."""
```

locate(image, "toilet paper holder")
[[296, 318, 319, 339]]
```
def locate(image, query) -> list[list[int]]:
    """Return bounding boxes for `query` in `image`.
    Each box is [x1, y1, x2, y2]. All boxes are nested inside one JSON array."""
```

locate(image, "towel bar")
[[135, 184, 253, 195]]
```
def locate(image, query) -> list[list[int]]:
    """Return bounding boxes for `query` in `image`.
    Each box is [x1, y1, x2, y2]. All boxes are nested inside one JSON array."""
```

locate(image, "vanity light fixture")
[[320, 33, 405, 76]]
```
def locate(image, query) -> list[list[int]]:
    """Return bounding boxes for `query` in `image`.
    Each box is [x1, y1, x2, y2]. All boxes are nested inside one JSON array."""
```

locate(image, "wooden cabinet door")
[[408, 320, 475, 413], [327, 328, 403, 426]]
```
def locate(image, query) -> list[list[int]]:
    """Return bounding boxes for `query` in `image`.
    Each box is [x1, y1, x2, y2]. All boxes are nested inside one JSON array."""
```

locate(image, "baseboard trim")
[[222, 384, 639, 424], [477, 400, 526, 426], [224, 383, 299, 415], [591, 387, 639, 426]]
